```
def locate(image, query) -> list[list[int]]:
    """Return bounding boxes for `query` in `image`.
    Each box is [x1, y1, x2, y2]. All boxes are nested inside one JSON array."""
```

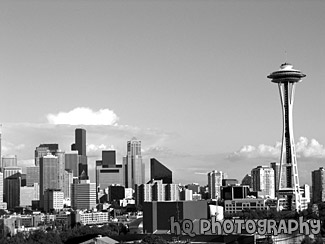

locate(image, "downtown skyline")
[[1, 1, 325, 186]]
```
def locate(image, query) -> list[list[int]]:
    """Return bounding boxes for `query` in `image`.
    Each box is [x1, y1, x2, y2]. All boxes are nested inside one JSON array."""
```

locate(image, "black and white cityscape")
[[1, 1, 325, 244]]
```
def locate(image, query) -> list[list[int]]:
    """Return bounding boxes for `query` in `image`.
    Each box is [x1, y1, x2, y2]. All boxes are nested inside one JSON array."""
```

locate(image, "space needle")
[[267, 63, 306, 211]]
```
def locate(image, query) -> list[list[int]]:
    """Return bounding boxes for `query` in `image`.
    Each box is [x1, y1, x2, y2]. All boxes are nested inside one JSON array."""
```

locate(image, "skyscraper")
[[39, 154, 59, 209], [5, 174, 21, 210], [26, 166, 39, 187], [102, 150, 116, 168], [3, 166, 22, 205], [251, 166, 275, 199], [312, 167, 325, 203], [136, 180, 180, 206], [124, 138, 144, 189], [207, 170, 225, 199], [270, 162, 280, 196], [64, 169, 73, 200], [96, 150, 124, 195], [71, 178, 96, 210], [150, 158, 172, 184], [96, 167, 124, 191], [44, 189, 64, 213], [72, 128, 88, 178], [35, 144, 59, 166], [75, 128, 86, 156], [2, 155, 17, 168], [267, 63, 306, 211], [65, 151, 80, 178], [55, 150, 65, 193]]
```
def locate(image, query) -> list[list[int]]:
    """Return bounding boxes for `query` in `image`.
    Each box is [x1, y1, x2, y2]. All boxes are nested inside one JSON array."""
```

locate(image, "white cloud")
[[2, 141, 26, 156], [228, 137, 325, 160], [47, 107, 119, 125], [296, 137, 325, 158]]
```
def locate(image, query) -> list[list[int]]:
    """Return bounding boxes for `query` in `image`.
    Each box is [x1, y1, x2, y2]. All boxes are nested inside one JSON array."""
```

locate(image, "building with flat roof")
[[40, 155, 59, 209], [35, 144, 58, 166], [143, 200, 208, 234], [26, 166, 39, 187], [71, 179, 96, 210], [75, 211, 109, 225], [136, 180, 180, 206], [65, 151, 79, 178], [207, 170, 226, 200], [312, 167, 325, 203], [2, 155, 17, 168], [5, 174, 21, 210], [251, 166, 275, 199], [44, 189, 64, 213], [20, 186, 39, 207]]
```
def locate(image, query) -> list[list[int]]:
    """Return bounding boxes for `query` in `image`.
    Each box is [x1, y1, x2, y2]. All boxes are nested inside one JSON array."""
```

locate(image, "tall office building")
[[35, 144, 59, 166], [5, 174, 21, 210], [39, 155, 59, 209], [270, 162, 280, 196], [75, 128, 86, 156], [3, 166, 22, 204], [136, 180, 180, 206], [312, 167, 325, 203], [96, 167, 124, 191], [71, 128, 88, 178], [26, 166, 40, 187], [96, 150, 124, 194], [152, 181, 167, 201], [44, 189, 64, 213], [207, 170, 225, 199], [124, 138, 144, 189], [267, 63, 306, 211], [102, 150, 116, 168], [65, 151, 80, 178], [166, 184, 179, 201], [2, 155, 17, 168], [64, 170, 73, 199], [55, 151, 65, 193], [78, 155, 88, 179], [150, 158, 172, 184], [71, 178, 96, 210], [3, 166, 22, 179], [20, 186, 39, 207], [251, 166, 275, 199]]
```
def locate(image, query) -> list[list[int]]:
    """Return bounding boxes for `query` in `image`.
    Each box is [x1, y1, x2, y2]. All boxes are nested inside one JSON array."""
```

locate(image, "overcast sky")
[[1, 0, 325, 185]]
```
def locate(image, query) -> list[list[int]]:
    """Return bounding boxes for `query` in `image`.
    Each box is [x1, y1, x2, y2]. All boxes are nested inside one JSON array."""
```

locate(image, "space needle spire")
[[267, 63, 306, 211]]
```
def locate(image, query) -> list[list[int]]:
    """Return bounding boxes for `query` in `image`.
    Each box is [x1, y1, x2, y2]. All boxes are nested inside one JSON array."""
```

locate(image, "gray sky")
[[1, 0, 325, 185]]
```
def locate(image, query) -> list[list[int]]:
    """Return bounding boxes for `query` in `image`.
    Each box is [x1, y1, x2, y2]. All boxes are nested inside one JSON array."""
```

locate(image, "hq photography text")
[[170, 216, 321, 237]]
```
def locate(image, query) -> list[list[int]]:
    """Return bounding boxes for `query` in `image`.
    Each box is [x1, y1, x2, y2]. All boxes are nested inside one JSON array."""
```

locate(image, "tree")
[[301, 236, 313, 244], [141, 235, 167, 244]]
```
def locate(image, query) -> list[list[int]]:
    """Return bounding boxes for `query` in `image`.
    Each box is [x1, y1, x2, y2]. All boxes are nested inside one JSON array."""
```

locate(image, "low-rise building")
[[224, 198, 268, 213], [75, 211, 109, 225]]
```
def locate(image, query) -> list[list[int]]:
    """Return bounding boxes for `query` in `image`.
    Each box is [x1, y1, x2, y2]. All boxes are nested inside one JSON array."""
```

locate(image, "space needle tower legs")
[[267, 63, 306, 211]]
